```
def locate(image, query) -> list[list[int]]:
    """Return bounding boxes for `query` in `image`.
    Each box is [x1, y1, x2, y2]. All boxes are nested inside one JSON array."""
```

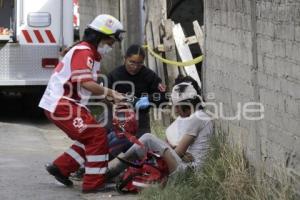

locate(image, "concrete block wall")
[[204, 0, 300, 181]]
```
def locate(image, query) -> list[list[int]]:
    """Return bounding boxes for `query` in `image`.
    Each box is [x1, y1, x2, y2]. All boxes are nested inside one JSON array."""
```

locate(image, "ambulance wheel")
[[22, 93, 44, 118]]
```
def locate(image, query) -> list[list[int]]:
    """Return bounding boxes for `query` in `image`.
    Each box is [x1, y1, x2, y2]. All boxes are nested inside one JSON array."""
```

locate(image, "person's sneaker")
[[45, 163, 73, 187]]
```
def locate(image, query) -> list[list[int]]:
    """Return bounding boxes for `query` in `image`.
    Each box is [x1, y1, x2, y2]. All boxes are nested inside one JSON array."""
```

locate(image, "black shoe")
[[70, 167, 85, 181], [45, 163, 73, 187]]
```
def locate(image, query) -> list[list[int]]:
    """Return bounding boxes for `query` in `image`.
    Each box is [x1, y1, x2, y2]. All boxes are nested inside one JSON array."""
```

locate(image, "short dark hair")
[[82, 28, 112, 47], [125, 44, 146, 58], [61, 28, 111, 56]]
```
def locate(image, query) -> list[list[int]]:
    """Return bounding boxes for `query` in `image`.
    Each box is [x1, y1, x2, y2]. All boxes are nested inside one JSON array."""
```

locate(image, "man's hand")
[[111, 91, 125, 104], [81, 81, 125, 103], [181, 152, 195, 163], [158, 83, 166, 92]]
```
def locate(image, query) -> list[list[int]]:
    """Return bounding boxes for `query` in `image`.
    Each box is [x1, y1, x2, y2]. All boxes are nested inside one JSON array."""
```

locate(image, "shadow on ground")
[[0, 94, 50, 127]]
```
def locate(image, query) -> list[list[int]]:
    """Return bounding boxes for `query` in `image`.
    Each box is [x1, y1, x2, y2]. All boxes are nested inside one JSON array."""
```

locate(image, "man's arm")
[[81, 81, 124, 103], [174, 134, 195, 158]]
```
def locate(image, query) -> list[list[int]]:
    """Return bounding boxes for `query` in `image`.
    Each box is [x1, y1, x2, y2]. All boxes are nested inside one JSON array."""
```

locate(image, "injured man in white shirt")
[[106, 75, 214, 178]]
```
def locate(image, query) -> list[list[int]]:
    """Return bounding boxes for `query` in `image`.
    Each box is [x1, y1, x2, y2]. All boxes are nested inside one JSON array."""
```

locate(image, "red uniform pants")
[[45, 99, 108, 191]]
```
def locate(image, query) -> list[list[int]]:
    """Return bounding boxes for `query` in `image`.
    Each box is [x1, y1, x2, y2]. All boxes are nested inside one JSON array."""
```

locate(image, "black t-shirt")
[[107, 65, 162, 99], [106, 65, 165, 136]]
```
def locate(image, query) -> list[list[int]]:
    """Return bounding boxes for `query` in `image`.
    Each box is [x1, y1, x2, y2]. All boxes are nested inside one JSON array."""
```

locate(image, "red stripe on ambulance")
[[34, 30, 45, 43], [22, 30, 33, 43], [45, 30, 56, 43], [22, 29, 56, 44]]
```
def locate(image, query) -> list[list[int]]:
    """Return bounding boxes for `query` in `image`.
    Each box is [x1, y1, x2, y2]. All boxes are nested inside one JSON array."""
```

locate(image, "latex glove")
[[135, 97, 150, 110]]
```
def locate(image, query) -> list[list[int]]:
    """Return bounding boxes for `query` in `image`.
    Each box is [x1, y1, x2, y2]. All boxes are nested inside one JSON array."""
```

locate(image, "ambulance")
[[0, 0, 74, 104]]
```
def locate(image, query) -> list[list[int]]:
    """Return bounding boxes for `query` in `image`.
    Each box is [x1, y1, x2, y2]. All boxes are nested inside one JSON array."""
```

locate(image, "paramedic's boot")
[[45, 163, 73, 187], [106, 153, 128, 181], [70, 166, 85, 181]]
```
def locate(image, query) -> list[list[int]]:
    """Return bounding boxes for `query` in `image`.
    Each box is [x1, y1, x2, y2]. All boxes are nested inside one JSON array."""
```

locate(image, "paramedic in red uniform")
[[38, 14, 125, 193]]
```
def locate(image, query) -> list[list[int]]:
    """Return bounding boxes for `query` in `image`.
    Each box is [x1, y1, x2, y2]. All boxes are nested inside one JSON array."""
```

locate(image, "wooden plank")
[[153, 33, 166, 85], [161, 19, 178, 125], [144, 0, 167, 84], [173, 23, 201, 88], [163, 19, 179, 89], [193, 20, 204, 52], [157, 35, 198, 51], [145, 21, 157, 72], [152, 24, 166, 84], [185, 36, 198, 45]]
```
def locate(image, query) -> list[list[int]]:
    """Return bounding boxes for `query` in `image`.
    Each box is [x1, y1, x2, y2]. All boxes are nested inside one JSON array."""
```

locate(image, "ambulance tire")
[[22, 93, 44, 118]]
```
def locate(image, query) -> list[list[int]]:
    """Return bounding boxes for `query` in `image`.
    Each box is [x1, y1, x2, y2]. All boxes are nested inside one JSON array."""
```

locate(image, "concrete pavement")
[[0, 95, 137, 200]]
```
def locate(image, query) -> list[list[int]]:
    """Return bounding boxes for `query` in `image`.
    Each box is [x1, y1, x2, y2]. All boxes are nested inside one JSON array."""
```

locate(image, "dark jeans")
[[107, 127, 150, 160], [108, 131, 133, 159]]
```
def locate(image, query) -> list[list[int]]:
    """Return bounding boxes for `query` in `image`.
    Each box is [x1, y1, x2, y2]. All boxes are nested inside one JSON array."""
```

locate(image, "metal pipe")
[[19, 0, 24, 25]]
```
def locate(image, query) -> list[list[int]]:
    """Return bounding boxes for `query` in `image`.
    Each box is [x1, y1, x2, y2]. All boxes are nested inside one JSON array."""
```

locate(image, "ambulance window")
[[27, 12, 51, 27]]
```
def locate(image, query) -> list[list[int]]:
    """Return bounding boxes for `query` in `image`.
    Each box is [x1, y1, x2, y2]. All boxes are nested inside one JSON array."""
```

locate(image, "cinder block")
[[293, 5, 300, 24], [257, 19, 275, 38], [284, 96, 300, 117], [275, 112, 300, 136], [242, 14, 252, 31], [265, 139, 290, 166], [274, 4, 294, 23], [274, 23, 295, 41], [289, 62, 300, 81], [295, 26, 300, 42], [286, 41, 300, 63], [238, 30, 252, 49], [243, 0, 251, 15], [212, 10, 222, 25], [266, 123, 296, 150], [234, 12, 244, 29], [263, 55, 276, 76], [220, 10, 228, 25], [228, 123, 249, 149], [212, 0, 222, 11], [227, 0, 236, 12], [220, 0, 228, 11], [258, 73, 281, 92], [227, 11, 236, 28], [257, 1, 274, 20], [257, 36, 274, 55], [273, 57, 291, 78], [280, 78, 300, 99], [259, 88, 282, 111]]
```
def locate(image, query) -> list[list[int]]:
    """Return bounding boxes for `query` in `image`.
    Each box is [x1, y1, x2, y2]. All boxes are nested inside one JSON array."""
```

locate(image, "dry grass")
[[140, 123, 298, 200]]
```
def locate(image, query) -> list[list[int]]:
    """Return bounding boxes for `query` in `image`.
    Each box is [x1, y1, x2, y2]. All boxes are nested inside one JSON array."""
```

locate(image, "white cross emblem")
[[73, 117, 85, 129]]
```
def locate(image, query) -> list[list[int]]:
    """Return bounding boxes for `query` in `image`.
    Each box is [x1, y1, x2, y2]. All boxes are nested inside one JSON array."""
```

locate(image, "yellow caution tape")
[[143, 45, 203, 67]]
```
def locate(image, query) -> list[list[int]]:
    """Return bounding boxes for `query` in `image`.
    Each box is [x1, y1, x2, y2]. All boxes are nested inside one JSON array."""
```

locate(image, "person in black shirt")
[[107, 44, 167, 158]]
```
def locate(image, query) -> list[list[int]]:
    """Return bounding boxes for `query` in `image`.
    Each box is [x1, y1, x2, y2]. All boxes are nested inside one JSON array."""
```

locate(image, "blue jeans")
[[108, 131, 134, 159]]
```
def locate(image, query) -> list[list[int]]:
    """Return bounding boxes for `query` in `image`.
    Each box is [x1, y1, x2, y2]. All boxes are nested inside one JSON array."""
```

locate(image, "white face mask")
[[97, 43, 113, 55]]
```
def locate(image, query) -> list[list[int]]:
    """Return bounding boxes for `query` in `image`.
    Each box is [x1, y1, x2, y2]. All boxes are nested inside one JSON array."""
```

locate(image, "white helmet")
[[171, 82, 201, 104], [88, 14, 125, 41]]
